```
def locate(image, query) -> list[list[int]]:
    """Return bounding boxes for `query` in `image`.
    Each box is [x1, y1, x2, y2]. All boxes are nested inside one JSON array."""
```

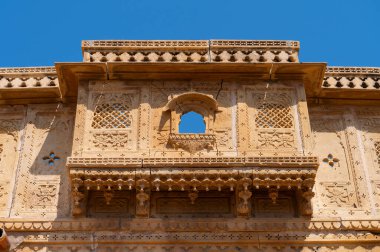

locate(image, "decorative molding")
[[67, 156, 319, 168], [326, 67, 380, 75], [2, 218, 380, 232]]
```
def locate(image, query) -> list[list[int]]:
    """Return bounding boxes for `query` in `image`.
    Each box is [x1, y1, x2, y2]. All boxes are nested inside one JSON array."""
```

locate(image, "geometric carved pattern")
[[375, 141, 380, 167], [255, 103, 293, 128], [91, 103, 131, 129]]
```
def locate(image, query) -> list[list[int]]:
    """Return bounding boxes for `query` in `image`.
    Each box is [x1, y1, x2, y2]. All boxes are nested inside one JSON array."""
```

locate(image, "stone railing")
[[323, 66, 380, 90], [0, 67, 58, 89], [82, 40, 300, 63]]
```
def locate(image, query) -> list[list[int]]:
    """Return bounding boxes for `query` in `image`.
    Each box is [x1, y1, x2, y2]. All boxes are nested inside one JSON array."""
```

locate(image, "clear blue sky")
[[1, 0, 379, 68]]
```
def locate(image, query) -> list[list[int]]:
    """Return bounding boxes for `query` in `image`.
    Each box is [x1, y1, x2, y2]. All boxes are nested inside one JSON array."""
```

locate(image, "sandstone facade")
[[0, 40, 380, 251]]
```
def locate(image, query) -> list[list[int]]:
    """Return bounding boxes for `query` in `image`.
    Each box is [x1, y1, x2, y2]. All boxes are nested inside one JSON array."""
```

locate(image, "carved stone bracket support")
[[188, 191, 198, 204], [268, 188, 279, 204], [237, 189, 252, 217], [71, 178, 85, 217], [136, 189, 150, 218], [297, 178, 315, 216], [135, 170, 150, 218], [302, 189, 315, 216]]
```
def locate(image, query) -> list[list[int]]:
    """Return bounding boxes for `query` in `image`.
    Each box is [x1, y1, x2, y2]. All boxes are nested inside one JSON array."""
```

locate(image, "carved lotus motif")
[[168, 133, 216, 154]]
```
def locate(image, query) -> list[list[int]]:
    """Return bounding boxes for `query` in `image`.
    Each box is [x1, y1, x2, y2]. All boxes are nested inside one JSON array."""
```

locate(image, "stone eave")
[[1, 63, 380, 105], [56, 61, 326, 100], [55, 62, 107, 100]]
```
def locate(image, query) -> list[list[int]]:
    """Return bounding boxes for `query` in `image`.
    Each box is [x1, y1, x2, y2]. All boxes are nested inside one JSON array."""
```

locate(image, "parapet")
[[82, 40, 300, 63]]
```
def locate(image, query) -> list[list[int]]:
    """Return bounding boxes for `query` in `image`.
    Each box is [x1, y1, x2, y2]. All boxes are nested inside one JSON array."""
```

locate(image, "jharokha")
[[0, 40, 380, 252]]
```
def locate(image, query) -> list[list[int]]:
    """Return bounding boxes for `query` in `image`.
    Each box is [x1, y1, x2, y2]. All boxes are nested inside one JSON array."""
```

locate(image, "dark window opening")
[[179, 111, 206, 133]]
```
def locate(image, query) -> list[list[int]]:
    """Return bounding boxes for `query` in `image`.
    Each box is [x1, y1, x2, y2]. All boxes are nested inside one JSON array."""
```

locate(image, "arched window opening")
[[179, 111, 206, 133]]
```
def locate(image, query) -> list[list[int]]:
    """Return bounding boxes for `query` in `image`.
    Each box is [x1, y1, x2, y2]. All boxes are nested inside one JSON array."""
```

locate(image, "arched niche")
[[163, 92, 219, 134]]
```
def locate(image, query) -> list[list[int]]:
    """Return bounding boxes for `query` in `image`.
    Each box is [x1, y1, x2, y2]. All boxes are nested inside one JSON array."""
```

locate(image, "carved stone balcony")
[[168, 133, 216, 153], [67, 156, 318, 218]]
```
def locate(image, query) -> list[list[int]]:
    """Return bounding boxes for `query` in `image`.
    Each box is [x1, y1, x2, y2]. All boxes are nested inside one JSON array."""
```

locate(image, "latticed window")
[[255, 103, 293, 128], [91, 103, 131, 129], [375, 142, 380, 166]]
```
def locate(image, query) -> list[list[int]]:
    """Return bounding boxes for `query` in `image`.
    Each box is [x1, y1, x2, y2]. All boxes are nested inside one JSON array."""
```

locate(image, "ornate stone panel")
[[10, 104, 75, 218], [82, 81, 141, 155], [243, 83, 302, 154], [0, 106, 24, 217], [309, 107, 372, 218]]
